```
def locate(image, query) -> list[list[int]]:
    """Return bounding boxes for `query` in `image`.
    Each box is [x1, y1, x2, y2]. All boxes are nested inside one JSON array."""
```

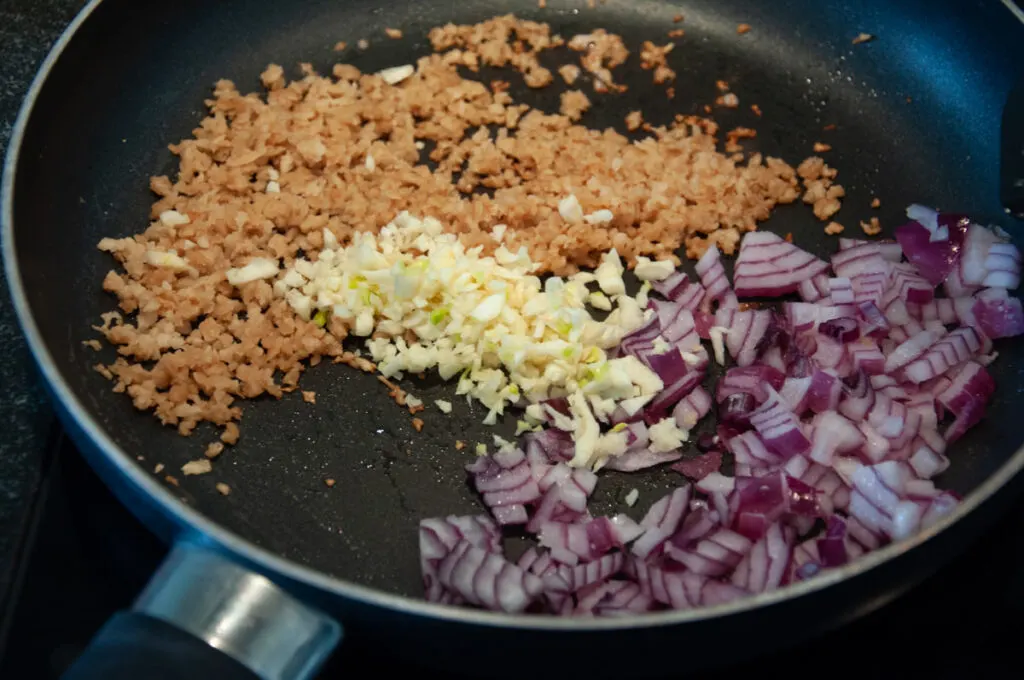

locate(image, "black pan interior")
[[10, 0, 1024, 598]]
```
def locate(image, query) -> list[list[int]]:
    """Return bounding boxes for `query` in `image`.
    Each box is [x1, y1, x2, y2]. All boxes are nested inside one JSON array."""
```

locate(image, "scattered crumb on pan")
[[672, 14, 684, 23], [216, 482, 231, 496], [82, 339, 102, 351], [861, 217, 882, 235], [412, 417, 425, 433], [455, 440, 466, 451], [333, 41, 347, 52], [357, 38, 369, 50], [385, 28, 403, 39], [716, 93, 739, 108], [668, 29, 684, 38], [182, 458, 213, 476], [852, 33, 874, 45], [813, 142, 832, 153], [205, 442, 225, 459], [725, 127, 757, 153], [625, 110, 644, 131], [558, 64, 581, 85], [736, 23, 752, 34], [750, 104, 762, 117], [825, 221, 845, 235], [325, 478, 337, 488], [823, 123, 837, 131], [302, 390, 317, 404], [871, 197, 881, 209], [154, 463, 165, 474]]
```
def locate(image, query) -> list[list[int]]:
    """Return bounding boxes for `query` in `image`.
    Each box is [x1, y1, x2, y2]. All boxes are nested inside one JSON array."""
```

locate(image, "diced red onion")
[[733, 231, 830, 297], [437, 540, 543, 612], [603, 447, 682, 472], [749, 387, 810, 458], [798, 273, 831, 302], [716, 365, 786, 404], [730, 522, 792, 593], [902, 327, 988, 384], [894, 212, 969, 285], [671, 450, 723, 481], [632, 486, 691, 560], [973, 287, 1024, 339], [673, 386, 712, 429], [695, 244, 735, 306]]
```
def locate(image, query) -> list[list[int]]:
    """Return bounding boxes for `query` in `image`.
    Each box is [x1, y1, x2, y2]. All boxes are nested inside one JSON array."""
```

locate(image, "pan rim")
[[4, 0, 1024, 632]]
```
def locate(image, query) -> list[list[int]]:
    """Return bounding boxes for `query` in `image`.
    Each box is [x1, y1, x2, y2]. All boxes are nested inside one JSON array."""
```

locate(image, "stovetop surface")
[[0, 433, 1021, 679]]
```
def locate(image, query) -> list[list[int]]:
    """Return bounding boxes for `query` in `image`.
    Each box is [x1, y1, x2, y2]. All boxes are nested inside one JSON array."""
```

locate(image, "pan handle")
[[61, 542, 342, 680]]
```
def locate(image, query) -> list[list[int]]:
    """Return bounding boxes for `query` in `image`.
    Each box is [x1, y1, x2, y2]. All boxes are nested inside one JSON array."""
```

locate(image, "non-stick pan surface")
[[5, 0, 1024, 673]]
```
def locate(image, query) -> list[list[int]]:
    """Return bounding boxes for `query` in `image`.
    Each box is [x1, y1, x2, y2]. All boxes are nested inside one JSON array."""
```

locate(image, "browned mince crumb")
[[640, 41, 675, 84], [412, 417, 425, 432], [673, 14, 684, 23], [586, 0, 596, 8], [703, 104, 713, 114], [725, 127, 757, 153], [625, 110, 644, 131], [716, 93, 739, 108], [537, 0, 546, 7], [490, 80, 510, 94], [455, 440, 466, 450], [378, 375, 410, 407], [154, 463, 165, 474], [93, 13, 836, 442], [825, 221, 845, 235], [784, 233, 793, 243], [751, 104, 762, 117], [302, 390, 317, 404], [165, 475, 180, 487], [558, 64, 581, 85], [852, 33, 874, 45], [221, 423, 240, 445], [216, 482, 231, 495], [385, 28, 403, 39], [559, 90, 592, 121], [737, 23, 752, 35], [668, 29, 684, 39], [823, 123, 837, 131], [82, 339, 103, 351], [325, 478, 337, 487], [333, 41, 347, 52], [871, 197, 881, 209], [665, 86, 675, 100], [861, 217, 882, 236], [813, 142, 832, 153], [182, 458, 213, 476], [797, 156, 843, 221], [205, 442, 225, 459], [715, 80, 729, 92], [567, 29, 629, 93]]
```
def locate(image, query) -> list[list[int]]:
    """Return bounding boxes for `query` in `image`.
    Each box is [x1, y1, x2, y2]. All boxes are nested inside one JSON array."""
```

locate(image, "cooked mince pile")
[[92, 15, 842, 446]]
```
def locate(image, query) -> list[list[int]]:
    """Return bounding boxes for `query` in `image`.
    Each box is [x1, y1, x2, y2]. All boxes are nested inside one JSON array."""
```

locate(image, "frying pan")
[[4, 0, 1024, 677]]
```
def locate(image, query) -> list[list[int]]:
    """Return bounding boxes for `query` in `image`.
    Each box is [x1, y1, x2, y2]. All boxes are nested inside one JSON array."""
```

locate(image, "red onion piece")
[[632, 486, 691, 560], [437, 540, 543, 612], [808, 411, 866, 466], [575, 579, 655, 616], [730, 522, 792, 593], [973, 288, 1024, 339], [603, 448, 682, 472], [716, 365, 786, 404], [695, 244, 735, 306], [671, 450, 723, 481], [749, 387, 811, 458], [715, 307, 773, 367], [733, 231, 829, 297], [420, 515, 501, 602], [894, 212, 969, 285], [798, 273, 831, 302], [902, 327, 989, 384], [673, 385, 712, 429]]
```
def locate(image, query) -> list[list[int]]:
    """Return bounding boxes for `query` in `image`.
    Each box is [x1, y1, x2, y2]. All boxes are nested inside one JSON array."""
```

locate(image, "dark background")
[[0, 2, 1022, 678]]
